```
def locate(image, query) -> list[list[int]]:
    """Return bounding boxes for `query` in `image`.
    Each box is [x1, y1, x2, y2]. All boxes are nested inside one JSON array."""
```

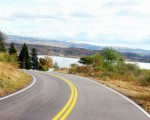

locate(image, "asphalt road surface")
[[0, 70, 149, 120]]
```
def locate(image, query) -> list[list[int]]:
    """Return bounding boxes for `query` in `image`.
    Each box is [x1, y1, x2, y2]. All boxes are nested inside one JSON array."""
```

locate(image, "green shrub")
[[94, 66, 104, 72], [77, 66, 92, 73], [69, 65, 93, 76], [138, 74, 150, 86], [39, 56, 53, 71], [104, 63, 117, 72], [39, 66, 49, 71], [126, 63, 141, 75], [0, 53, 18, 66], [70, 63, 79, 68], [101, 48, 125, 64]]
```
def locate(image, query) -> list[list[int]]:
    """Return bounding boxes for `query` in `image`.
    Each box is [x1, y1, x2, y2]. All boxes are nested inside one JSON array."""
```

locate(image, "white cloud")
[[0, 0, 150, 49], [33, 0, 49, 3]]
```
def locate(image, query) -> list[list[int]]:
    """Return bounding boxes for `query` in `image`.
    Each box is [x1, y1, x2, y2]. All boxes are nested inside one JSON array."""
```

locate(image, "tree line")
[[67, 47, 150, 86], [0, 31, 53, 71]]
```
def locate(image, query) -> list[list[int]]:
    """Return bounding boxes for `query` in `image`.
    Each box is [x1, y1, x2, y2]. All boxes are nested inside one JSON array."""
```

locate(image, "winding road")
[[0, 70, 149, 120]]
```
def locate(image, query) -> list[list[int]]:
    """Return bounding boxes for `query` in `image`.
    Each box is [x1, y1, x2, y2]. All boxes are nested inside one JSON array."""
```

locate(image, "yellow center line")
[[47, 74, 78, 120], [60, 83, 78, 120]]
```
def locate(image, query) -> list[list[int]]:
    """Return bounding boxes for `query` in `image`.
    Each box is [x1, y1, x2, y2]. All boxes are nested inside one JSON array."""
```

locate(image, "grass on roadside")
[[0, 62, 31, 96]]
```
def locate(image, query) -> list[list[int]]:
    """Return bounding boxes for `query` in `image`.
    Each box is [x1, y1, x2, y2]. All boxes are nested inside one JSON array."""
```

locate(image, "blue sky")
[[0, 0, 150, 50]]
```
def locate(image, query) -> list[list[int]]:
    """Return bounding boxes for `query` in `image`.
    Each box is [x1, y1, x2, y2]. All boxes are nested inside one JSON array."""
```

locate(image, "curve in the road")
[[48, 74, 78, 120], [77, 75, 150, 119], [0, 70, 149, 120], [0, 71, 78, 120]]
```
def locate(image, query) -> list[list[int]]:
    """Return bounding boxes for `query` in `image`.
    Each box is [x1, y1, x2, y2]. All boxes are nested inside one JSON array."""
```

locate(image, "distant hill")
[[6, 35, 103, 50], [5, 43, 98, 58], [5, 43, 150, 63], [6, 35, 150, 53]]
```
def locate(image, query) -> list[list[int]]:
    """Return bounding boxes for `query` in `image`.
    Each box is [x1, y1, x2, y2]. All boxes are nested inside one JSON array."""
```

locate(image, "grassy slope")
[[55, 69, 150, 114], [0, 62, 31, 96]]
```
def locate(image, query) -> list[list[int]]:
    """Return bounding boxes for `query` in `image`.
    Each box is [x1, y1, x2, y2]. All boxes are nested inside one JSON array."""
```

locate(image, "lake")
[[126, 62, 150, 69], [38, 55, 150, 69], [38, 55, 80, 68]]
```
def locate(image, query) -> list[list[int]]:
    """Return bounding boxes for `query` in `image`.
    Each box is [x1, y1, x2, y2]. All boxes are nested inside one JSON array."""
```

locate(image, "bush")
[[70, 63, 79, 68], [65, 49, 150, 85], [103, 63, 117, 72], [94, 66, 104, 72], [138, 74, 150, 86], [39, 66, 49, 71], [126, 63, 141, 75], [77, 66, 92, 74], [101, 48, 125, 64], [69, 65, 93, 76], [116, 63, 128, 75], [39, 56, 53, 71], [0, 53, 18, 67]]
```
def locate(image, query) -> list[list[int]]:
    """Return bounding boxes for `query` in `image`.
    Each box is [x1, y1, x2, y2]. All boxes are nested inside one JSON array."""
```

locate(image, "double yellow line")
[[49, 74, 78, 120]]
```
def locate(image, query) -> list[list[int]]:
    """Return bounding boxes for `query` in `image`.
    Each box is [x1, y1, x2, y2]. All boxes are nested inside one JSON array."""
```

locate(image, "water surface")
[[38, 55, 150, 69], [38, 55, 80, 68]]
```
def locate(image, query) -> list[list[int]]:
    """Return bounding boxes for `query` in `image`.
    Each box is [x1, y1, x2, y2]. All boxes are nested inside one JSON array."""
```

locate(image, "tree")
[[0, 31, 6, 52], [101, 48, 124, 64], [78, 56, 94, 65], [19, 43, 31, 69], [9, 42, 17, 55], [39, 56, 53, 71], [31, 48, 39, 70], [101, 48, 125, 72], [78, 53, 103, 67]]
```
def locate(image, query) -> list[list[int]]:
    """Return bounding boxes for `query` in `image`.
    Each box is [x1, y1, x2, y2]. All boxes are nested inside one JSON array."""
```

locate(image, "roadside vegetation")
[[0, 31, 32, 96], [55, 48, 150, 113], [0, 30, 53, 96], [0, 59, 31, 96], [0, 31, 53, 97], [19, 43, 53, 71]]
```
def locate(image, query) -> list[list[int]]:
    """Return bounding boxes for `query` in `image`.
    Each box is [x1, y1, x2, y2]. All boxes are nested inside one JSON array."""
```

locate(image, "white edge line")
[[0, 72, 36, 101], [71, 74, 150, 119]]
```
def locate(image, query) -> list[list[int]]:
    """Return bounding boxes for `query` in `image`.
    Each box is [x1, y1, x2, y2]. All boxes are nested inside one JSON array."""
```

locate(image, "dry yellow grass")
[[0, 62, 31, 96]]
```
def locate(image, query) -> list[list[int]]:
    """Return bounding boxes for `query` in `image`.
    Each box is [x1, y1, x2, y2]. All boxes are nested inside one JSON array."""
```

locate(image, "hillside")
[[6, 35, 150, 53], [5, 43, 97, 57], [5, 43, 150, 63], [0, 53, 31, 96]]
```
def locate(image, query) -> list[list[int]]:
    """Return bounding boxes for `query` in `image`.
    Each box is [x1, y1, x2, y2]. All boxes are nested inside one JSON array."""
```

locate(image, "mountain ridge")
[[6, 35, 150, 53]]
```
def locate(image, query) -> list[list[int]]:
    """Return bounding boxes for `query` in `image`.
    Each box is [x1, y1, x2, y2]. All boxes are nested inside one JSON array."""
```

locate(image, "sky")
[[0, 0, 150, 50]]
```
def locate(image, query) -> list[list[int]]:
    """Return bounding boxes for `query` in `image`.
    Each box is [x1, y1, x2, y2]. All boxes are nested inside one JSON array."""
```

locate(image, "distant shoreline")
[[5, 42, 150, 63], [38, 55, 150, 69]]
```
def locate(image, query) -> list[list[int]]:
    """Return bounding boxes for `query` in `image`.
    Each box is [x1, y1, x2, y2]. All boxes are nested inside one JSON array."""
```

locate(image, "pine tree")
[[0, 31, 6, 52], [9, 42, 17, 55], [19, 43, 31, 69], [31, 48, 39, 70]]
